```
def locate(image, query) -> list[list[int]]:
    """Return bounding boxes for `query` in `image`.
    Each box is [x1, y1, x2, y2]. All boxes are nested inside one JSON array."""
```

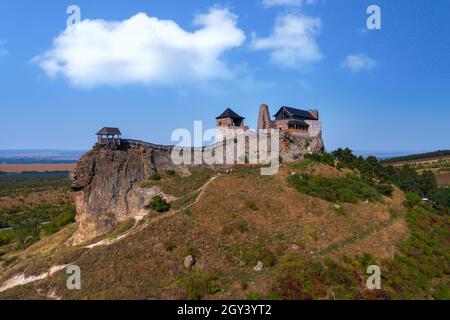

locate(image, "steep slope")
[[2, 160, 438, 300]]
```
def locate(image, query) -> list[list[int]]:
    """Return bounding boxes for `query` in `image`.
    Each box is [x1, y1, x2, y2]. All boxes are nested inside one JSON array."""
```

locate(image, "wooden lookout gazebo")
[[96, 127, 122, 145]]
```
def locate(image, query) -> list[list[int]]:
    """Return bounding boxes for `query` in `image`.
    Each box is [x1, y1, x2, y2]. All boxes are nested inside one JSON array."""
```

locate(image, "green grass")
[[141, 169, 214, 198], [382, 206, 450, 299], [288, 173, 382, 204], [287, 159, 316, 170], [0, 203, 76, 248], [177, 271, 221, 300]]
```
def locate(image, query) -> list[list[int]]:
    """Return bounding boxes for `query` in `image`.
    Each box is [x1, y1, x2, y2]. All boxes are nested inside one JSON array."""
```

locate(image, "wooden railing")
[[122, 139, 175, 151]]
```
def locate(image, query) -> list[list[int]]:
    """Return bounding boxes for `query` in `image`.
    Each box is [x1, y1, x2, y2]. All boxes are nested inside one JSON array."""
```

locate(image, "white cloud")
[[341, 53, 377, 72], [34, 8, 246, 88], [262, 0, 316, 7], [251, 13, 323, 69]]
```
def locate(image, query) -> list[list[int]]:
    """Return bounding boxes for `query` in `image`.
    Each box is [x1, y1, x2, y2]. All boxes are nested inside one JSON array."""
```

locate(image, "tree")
[[418, 170, 438, 197]]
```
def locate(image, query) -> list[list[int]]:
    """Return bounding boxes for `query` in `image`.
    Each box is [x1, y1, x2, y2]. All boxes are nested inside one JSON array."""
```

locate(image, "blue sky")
[[0, 0, 449, 152]]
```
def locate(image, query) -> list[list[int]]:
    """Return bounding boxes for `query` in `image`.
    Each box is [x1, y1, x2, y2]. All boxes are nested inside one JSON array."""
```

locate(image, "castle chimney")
[[258, 104, 272, 131], [309, 109, 319, 120]]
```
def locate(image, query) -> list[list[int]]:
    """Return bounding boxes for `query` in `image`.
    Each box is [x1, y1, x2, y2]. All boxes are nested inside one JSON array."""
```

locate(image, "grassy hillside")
[[0, 155, 448, 300]]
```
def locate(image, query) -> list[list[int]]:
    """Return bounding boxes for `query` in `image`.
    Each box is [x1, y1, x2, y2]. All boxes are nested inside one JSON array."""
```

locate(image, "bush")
[[236, 219, 249, 233], [375, 182, 394, 196], [271, 257, 360, 300], [165, 169, 176, 176], [242, 244, 277, 267], [43, 209, 76, 235], [149, 173, 161, 181], [288, 173, 381, 204], [246, 292, 262, 300], [179, 272, 219, 300], [147, 196, 170, 212], [0, 231, 12, 246], [244, 200, 258, 211], [404, 192, 421, 208], [430, 188, 450, 214], [305, 153, 335, 167]]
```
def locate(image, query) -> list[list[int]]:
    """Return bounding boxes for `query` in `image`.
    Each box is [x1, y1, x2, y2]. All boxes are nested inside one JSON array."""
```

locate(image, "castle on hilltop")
[[216, 104, 321, 139], [96, 104, 322, 147]]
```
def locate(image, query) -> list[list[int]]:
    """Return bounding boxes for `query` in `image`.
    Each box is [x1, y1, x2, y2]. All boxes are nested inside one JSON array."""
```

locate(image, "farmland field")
[[0, 171, 75, 255], [0, 163, 76, 173]]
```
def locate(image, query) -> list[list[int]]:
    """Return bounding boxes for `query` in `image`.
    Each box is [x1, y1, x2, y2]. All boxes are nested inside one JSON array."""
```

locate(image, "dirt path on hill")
[[84, 174, 221, 249], [0, 174, 222, 295]]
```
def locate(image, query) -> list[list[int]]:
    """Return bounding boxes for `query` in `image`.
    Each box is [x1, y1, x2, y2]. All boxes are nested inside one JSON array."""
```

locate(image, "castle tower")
[[257, 104, 272, 131], [216, 108, 245, 129]]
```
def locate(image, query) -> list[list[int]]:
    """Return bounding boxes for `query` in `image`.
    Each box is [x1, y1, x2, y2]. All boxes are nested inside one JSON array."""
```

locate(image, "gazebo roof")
[[96, 127, 122, 135]]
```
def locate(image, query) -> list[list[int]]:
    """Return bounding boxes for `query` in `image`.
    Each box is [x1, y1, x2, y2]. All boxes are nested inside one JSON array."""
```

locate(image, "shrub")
[[182, 245, 198, 258], [404, 192, 421, 208], [271, 257, 359, 300], [236, 219, 249, 233], [246, 292, 262, 300], [375, 182, 394, 196], [0, 231, 12, 246], [357, 253, 377, 268], [179, 272, 219, 300], [430, 188, 450, 214], [165, 169, 176, 176], [288, 173, 381, 204], [241, 244, 277, 267], [149, 173, 161, 181], [207, 282, 221, 295], [147, 196, 170, 212], [305, 153, 335, 167], [163, 240, 176, 252], [244, 200, 258, 211], [43, 210, 76, 235]]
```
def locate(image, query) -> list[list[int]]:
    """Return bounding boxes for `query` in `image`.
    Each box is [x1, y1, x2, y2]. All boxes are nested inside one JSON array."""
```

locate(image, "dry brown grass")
[[436, 172, 450, 186], [0, 161, 410, 300], [0, 163, 76, 173], [0, 189, 73, 210]]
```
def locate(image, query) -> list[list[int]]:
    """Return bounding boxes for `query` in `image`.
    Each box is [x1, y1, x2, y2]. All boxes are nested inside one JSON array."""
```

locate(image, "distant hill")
[[381, 150, 450, 164], [0, 150, 85, 164]]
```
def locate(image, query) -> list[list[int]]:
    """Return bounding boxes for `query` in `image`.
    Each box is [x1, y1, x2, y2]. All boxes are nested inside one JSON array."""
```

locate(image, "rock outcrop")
[[71, 135, 324, 245], [70, 143, 176, 244]]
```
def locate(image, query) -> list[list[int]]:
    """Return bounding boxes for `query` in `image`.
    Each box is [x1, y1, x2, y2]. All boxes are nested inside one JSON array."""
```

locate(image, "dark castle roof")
[[274, 106, 317, 120], [216, 108, 245, 120], [96, 127, 122, 135]]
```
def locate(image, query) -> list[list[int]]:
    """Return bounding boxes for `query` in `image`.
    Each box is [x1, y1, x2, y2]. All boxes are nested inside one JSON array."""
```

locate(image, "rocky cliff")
[[70, 143, 175, 244], [71, 135, 324, 244]]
